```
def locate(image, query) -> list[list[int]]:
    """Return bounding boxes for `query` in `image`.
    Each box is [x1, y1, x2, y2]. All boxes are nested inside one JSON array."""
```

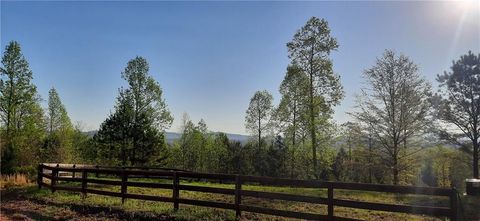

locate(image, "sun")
[[452, 0, 480, 13]]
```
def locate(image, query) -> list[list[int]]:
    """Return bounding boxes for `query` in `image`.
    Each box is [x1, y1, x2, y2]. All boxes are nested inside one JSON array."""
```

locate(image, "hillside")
[[84, 131, 250, 144]]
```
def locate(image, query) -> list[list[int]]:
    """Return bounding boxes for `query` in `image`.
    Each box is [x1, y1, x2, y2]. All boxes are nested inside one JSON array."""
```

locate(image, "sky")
[[1, 1, 479, 135]]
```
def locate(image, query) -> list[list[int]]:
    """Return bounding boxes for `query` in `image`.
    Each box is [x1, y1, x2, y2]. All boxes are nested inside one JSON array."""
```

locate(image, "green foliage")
[[70, 125, 94, 163], [332, 147, 348, 181], [421, 146, 470, 189], [94, 57, 172, 166], [47, 87, 72, 133], [42, 87, 74, 163], [286, 17, 345, 178], [0, 41, 45, 173], [245, 90, 273, 149], [175, 114, 205, 171], [167, 115, 255, 174], [421, 159, 437, 187], [266, 136, 288, 177], [351, 50, 432, 185], [436, 51, 480, 178]]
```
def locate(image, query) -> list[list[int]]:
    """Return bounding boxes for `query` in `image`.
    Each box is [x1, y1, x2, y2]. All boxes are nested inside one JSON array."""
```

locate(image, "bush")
[[13, 166, 37, 180]]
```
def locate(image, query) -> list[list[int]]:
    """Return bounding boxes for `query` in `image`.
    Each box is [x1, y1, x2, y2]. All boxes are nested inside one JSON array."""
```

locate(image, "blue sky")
[[1, 1, 479, 134]]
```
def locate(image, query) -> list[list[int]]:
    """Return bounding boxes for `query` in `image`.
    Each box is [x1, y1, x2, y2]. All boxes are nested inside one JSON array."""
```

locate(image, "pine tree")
[[94, 56, 173, 166], [436, 51, 480, 178]]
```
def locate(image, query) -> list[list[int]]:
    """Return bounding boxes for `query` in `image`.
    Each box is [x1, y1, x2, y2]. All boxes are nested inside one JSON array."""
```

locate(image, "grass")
[[0, 173, 30, 189], [6, 176, 456, 221]]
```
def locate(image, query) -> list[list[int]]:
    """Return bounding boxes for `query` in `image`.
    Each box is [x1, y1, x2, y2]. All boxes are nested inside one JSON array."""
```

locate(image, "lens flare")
[[449, 0, 480, 60]]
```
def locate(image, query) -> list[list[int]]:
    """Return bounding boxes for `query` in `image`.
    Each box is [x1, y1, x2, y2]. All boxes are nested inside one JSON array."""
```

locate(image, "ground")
[[1, 179, 479, 221]]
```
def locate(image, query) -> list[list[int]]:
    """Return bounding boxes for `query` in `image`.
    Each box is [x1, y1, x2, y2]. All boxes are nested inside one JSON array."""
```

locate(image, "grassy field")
[[3, 176, 474, 221]]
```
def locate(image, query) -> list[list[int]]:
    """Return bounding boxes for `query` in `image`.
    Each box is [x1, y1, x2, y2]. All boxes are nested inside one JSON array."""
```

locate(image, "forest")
[[1, 17, 479, 191]]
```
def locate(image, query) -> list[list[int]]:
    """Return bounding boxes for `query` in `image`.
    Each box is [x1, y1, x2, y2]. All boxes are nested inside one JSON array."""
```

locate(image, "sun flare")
[[453, 0, 480, 13]]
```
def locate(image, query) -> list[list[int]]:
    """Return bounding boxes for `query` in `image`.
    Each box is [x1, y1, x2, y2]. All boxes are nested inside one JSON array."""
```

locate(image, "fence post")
[[81, 169, 87, 199], [121, 169, 128, 204], [72, 164, 76, 178], [51, 166, 58, 193], [235, 175, 242, 219], [173, 172, 179, 211], [37, 164, 43, 189], [327, 182, 334, 221], [450, 187, 458, 221]]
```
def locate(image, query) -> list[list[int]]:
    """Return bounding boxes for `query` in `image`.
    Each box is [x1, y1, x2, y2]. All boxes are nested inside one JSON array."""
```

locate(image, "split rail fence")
[[37, 163, 458, 221]]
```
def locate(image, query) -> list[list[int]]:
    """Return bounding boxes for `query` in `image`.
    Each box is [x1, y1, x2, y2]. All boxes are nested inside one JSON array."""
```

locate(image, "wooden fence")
[[37, 163, 458, 221]]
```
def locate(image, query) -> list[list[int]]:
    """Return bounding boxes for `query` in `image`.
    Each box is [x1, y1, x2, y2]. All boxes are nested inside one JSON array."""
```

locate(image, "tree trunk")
[[258, 118, 261, 150], [309, 71, 317, 179], [474, 141, 479, 178], [393, 158, 399, 185], [368, 136, 372, 183], [291, 102, 297, 179], [258, 103, 262, 150]]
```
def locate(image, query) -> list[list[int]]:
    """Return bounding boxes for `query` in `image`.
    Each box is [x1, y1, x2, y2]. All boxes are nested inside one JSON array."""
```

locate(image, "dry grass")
[[1, 173, 31, 189]]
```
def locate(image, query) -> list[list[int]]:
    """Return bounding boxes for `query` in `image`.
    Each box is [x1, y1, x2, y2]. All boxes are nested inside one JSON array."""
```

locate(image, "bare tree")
[[352, 50, 432, 185]]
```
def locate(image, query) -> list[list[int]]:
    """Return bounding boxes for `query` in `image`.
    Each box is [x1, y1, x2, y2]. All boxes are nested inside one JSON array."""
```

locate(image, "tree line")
[[1, 17, 478, 188], [243, 17, 478, 186]]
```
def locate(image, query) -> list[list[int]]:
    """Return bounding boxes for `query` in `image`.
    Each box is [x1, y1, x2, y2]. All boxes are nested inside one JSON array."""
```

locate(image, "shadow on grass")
[[1, 186, 175, 221], [1, 207, 54, 220]]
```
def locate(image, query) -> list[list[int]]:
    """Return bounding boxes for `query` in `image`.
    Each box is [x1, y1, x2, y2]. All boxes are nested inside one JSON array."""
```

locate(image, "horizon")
[[1, 1, 479, 135]]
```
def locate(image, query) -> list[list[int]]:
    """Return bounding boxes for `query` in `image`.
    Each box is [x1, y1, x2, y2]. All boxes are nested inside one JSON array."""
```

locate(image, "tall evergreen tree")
[[287, 17, 344, 178], [94, 56, 173, 166]]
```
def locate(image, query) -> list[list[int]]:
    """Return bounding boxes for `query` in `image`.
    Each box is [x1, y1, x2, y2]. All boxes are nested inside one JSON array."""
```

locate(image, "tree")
[[43, 87, 74, 162], [338, 121, 365, 181], [46, 87, 72, 134], [436, 51, 480, 178], [175, 113, 201, 171], [95, 56, 173, 166], [267, 135, 288, 177], [287, 17, 344, 178], [0, 41, 44, 173], [421, 159, 437, 187], [94, 90, 134, 166], [352, 50, 432, 185], [275, 65, 309, 177], [332, 147, 348, 181], [197, 119, 208, 134], [70, 123, 94, 163], [245, 90, 273, 149], [210, 132, 230, 173]]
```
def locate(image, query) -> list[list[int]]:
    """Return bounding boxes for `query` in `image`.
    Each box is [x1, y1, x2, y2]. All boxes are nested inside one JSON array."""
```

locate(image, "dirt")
[[0, 188, 174, 221]]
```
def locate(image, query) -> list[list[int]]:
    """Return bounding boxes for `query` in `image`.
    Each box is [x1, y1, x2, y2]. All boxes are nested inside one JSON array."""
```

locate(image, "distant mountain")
[[83, 130, 250, 144], [165, 131, 250, 144], [83, 130, 97, 138]]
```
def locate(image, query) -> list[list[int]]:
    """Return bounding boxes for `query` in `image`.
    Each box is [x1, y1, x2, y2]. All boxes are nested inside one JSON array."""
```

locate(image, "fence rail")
[[37, 163, 458, 221]]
